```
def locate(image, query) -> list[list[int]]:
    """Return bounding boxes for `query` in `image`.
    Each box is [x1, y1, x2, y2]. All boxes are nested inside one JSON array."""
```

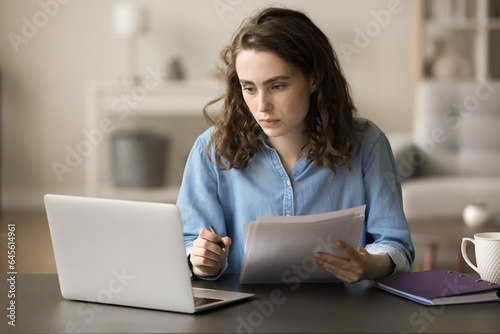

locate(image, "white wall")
[[0, 0, 416, 211]]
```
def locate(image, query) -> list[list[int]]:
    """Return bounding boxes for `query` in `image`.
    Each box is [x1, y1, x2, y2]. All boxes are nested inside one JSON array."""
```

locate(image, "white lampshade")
[[111, 1, 146, 38]]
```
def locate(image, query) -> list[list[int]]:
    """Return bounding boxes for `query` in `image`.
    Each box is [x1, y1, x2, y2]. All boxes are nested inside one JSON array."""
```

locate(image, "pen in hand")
[[209, 226, 226, 252]]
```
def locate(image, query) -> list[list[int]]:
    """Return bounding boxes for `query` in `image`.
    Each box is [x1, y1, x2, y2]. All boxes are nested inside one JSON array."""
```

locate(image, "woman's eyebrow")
[[239, 75, 291, 86]]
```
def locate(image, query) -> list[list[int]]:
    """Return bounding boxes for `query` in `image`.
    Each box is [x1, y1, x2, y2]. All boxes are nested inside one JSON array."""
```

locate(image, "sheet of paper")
[[254, 205, 365, 224], [240, 205, 365, 283]]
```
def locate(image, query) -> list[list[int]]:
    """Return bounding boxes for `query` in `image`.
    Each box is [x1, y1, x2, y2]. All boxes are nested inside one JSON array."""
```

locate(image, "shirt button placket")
[[284, 178, 294, 216]]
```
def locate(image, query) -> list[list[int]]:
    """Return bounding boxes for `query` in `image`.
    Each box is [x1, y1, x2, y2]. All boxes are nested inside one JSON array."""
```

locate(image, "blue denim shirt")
[[177, 118, 414, 278]]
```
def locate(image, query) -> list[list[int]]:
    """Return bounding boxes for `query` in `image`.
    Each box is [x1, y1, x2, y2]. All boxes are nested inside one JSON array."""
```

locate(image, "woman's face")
[[235, 50, 316, 146]]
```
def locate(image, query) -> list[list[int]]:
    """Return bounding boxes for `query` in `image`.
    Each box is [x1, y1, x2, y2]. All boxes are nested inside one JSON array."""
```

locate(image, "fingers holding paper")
[[313, 240, 366, 283], [190, 228, 231, 277], [313, 240, 394, 283]]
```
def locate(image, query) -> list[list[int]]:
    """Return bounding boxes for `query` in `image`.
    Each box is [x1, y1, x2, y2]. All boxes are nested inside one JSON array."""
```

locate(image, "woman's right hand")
[[189, 228, 231, 277]]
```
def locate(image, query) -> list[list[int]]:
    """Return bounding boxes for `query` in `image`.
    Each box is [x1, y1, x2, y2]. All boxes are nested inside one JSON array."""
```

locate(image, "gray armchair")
[[389, 80, 500, 222]]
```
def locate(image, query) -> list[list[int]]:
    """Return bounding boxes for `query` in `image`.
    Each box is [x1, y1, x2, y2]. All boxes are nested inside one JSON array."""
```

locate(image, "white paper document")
[[240, 205, 366, 283]]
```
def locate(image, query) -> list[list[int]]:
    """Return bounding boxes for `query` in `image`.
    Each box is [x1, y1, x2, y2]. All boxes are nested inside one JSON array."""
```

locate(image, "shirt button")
[[286, 180, 291, 186]]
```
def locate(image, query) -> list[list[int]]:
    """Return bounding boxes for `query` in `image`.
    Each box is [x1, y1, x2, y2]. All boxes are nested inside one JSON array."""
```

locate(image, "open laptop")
[[44, 194, 254, 313]]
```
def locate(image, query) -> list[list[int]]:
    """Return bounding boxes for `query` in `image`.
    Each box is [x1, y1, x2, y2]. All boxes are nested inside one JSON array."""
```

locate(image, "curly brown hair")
[[203, 7, 364, 176]]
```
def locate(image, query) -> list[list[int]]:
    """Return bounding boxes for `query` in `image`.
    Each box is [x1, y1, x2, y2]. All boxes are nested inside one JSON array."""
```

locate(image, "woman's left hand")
[[312, 239, 394, 283]]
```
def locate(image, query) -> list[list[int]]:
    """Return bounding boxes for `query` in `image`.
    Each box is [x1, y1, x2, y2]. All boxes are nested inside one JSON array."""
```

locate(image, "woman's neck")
[[267, 134, 307, 175]]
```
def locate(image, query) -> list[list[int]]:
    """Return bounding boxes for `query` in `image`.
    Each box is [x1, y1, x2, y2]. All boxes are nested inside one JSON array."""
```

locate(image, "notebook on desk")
[[44, 194, 254, 314], [376, 269, 500, 306]]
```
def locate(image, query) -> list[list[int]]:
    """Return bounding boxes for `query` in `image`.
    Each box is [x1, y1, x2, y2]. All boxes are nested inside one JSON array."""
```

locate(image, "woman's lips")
[[260, 119, 279, 127]]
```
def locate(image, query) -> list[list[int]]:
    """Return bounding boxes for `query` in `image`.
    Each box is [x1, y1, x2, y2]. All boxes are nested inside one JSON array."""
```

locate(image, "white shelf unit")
[[421, 0, 500, 80], [85, 80, 223, 203]]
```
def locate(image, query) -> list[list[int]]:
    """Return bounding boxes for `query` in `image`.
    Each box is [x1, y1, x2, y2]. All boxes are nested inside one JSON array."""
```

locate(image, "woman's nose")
[[257, 92, 271, 113]]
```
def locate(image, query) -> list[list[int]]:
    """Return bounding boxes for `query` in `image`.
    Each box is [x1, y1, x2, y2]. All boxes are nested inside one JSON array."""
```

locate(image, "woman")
[[177, 7, 414, 283]]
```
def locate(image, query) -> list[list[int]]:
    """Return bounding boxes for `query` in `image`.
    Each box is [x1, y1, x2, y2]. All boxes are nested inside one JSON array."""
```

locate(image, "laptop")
[[44, 194, 254, 313]]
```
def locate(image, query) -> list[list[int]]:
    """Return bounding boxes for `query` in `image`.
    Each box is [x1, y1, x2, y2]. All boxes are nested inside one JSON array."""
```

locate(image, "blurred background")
[[0, 0, 417, 211], [1, 0, 499, 274]]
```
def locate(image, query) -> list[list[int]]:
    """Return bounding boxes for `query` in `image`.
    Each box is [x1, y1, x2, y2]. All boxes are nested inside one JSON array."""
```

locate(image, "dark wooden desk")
[[409, 219, 500, 271], [1, 274, 500, 333]]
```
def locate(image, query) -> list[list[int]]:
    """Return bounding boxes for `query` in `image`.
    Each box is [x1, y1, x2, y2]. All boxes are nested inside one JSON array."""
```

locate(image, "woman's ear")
[[309, 76, 318, 94]]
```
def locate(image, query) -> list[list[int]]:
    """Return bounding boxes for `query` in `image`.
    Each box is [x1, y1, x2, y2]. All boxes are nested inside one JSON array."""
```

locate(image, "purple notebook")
[[376, 269, 500, 305]]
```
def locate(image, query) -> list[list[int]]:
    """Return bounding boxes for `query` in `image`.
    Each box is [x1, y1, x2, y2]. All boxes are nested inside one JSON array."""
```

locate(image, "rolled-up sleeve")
[[361, 130, 415, 275]]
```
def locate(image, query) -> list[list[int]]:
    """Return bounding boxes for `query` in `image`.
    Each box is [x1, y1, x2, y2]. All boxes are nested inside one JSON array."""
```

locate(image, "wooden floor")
[[0, 212, 57, 274]]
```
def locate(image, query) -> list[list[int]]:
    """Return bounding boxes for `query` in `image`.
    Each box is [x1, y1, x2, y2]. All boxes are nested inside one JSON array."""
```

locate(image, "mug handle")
[[461, 237, 479, 273]]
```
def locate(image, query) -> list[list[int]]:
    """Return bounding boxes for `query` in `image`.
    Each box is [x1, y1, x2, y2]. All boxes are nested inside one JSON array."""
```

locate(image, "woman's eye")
[[243, 87, 255, 93]]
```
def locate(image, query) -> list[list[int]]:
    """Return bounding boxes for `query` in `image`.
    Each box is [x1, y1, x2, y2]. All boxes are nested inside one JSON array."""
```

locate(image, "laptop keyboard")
[[194, 296, 224, 307]]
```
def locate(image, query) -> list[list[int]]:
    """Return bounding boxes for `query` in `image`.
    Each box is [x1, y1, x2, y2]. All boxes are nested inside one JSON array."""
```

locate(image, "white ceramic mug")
[[461, 232, 500, 284]]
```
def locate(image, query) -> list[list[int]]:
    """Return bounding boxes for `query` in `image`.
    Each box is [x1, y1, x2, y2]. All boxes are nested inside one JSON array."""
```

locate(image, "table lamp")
[[111, 1, 148, 86]]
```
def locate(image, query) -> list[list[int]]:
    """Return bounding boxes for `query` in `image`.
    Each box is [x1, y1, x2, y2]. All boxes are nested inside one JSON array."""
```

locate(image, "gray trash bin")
[[111, 131, 168, 187]]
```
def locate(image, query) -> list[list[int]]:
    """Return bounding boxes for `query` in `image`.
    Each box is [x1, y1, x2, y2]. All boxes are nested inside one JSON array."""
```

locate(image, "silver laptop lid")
[[44, 194, 196, 313]]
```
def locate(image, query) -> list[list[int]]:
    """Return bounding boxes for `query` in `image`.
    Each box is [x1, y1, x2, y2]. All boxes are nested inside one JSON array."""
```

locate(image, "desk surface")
[[1, 274, 500, 333]]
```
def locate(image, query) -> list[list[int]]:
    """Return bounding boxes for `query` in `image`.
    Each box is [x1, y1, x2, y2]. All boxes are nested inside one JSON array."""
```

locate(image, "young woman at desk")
[[177, 7, 414, 283]]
